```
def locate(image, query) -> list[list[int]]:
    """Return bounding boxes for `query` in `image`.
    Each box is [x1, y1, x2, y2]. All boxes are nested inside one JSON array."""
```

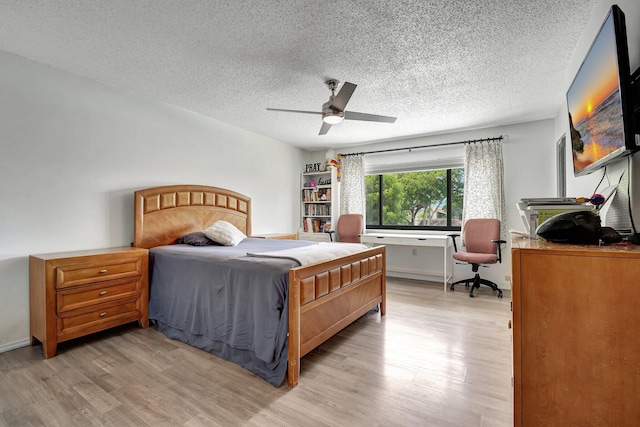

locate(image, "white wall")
[[0, 51, 305, 351], [316, 119, 557, 287]]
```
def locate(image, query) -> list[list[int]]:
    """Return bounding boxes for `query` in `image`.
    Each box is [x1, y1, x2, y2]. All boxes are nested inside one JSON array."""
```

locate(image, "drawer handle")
[[99, 269, 108, 274], [99, 291, 108, 296], [99, 312, 107, 317]]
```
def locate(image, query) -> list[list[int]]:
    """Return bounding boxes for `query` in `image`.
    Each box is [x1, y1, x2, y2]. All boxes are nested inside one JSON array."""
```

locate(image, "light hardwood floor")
[[0, 277, 513, 426]]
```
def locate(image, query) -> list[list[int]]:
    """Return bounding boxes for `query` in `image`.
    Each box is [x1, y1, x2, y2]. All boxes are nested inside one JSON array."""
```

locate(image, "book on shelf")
[[302, 217, 328, 233], [302, 188, 331, 202], [304, 204, 330, 216]]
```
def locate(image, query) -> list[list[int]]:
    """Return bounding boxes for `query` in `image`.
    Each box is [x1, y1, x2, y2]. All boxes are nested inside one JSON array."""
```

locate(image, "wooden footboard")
[[287, 245, 386, 387]]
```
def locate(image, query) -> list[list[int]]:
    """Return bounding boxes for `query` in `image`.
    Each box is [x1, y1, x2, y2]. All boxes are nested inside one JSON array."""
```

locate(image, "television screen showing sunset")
[[567, 11, 625, 174]]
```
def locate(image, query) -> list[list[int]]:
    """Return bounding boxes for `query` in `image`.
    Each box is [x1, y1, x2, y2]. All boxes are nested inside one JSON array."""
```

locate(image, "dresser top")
[[30, 246, 147, 260], [511, 235, 640, 255]]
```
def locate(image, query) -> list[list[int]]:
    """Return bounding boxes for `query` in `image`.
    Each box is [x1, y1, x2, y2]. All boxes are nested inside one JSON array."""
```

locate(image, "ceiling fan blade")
[[329, 82, 357, 112], [319, 122, 332, 135], [266, 108, 322, 115], [344, 111, 397, 123]]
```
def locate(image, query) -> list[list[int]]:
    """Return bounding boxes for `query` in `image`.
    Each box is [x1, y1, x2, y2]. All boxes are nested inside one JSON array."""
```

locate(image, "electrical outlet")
[[412, 249, 417, 256], [505, 275, 511, 282]]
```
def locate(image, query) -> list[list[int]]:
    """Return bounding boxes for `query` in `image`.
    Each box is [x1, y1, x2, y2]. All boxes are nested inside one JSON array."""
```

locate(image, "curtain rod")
[[338, 135, 503, 157]]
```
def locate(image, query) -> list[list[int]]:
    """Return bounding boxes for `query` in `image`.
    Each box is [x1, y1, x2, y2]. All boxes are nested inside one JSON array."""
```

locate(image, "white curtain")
[[462, 140, 506, 237], [339, 153, 365, 214]]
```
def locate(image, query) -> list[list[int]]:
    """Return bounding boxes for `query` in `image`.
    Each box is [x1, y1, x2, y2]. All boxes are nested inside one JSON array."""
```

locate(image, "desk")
[[360, 233, 453, 291]]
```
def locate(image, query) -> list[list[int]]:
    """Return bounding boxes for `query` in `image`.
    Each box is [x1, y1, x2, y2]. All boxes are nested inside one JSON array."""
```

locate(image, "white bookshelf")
[[298, 168, 339, 242]]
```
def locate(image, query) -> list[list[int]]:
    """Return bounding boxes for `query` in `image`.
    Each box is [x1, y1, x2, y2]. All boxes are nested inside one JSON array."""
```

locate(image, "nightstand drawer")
[[57, 278, 142, 313], [56, 257, 143, 289], [57, 299, 141, 338]]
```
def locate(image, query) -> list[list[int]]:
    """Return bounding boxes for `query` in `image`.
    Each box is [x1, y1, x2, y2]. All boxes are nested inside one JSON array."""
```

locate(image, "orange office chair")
[[327, 214, 364, 243], [448, 218, 505, 298]]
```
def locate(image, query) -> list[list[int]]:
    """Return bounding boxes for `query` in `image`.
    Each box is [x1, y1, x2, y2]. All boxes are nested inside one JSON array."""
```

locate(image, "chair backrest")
[[337, 214, 364, 243], [462, 218, 500, 254]]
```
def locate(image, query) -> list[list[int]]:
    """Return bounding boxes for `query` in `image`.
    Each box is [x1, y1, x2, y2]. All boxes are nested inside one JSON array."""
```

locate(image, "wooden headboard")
[[133, 185, 251, 249]]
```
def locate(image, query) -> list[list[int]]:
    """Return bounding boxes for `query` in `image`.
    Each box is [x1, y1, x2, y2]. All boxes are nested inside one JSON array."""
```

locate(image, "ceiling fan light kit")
[[322, 104, 344, 124], [267, 79, 397, 135]]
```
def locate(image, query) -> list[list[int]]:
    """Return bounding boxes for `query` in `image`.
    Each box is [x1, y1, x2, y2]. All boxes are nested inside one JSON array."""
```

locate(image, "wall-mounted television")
[[567, 4, 639, 177]]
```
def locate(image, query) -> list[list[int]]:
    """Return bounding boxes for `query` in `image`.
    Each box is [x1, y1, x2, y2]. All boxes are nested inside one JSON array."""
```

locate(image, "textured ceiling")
[[0, 1, 596, 151]]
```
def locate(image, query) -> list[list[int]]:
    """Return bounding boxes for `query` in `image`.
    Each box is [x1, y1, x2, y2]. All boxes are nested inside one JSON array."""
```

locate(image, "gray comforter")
[[148, 238, 316, 386]]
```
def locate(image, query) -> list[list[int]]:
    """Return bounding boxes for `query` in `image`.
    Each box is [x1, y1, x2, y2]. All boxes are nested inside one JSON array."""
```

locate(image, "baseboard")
[[0, 338, 30, 354], [386, 269, 445, 283]]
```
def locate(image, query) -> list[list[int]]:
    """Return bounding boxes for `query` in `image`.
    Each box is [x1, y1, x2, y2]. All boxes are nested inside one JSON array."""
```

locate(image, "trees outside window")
[[365, 168, 464, 230]]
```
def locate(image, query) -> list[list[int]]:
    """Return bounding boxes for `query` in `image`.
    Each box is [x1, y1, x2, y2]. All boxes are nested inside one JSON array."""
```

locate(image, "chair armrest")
[[492, 239, 506, 263], [447, 233, 460, 252]]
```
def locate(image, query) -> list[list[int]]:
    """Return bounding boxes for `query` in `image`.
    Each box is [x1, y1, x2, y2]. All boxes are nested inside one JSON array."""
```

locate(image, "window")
[[365, 168, 464, 230]]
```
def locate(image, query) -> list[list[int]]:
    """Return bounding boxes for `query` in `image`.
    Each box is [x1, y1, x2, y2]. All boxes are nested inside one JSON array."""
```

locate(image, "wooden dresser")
[[29, 246, 149, 358], [511, 237, 640, 426]]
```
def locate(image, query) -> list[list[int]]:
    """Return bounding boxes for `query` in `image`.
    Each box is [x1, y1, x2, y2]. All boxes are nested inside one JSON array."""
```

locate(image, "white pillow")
[[203, 220, 247, 246]]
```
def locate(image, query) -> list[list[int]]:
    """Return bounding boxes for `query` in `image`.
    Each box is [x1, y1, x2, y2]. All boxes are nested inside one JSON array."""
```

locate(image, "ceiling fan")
[[266, 79, 397, 135]]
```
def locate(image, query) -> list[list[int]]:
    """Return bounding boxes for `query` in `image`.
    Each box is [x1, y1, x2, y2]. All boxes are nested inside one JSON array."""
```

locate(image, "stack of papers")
[[520, 197, 582, 206]]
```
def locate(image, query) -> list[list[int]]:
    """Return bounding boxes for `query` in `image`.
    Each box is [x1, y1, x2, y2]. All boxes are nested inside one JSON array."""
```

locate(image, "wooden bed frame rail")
[[287, 246, 386, 387]]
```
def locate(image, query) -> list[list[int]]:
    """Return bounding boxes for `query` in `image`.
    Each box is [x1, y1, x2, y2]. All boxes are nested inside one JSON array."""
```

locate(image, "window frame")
[[366, 168, 462, 232]]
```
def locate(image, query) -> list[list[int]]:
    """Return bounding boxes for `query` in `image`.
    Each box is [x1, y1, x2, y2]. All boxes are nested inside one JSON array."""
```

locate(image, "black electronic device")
[[567, 5, 640, 177], [600, 226, 624, 244], [536, 211, 602, 244]]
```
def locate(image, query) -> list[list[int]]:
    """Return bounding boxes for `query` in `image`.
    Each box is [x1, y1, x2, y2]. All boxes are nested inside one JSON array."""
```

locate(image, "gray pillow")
[[177, 231, 220, 246]]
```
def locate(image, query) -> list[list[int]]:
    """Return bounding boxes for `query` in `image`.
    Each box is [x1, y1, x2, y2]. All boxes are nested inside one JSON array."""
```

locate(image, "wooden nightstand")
[[251, 233, 297, 240], [29, 246, 149, 358]]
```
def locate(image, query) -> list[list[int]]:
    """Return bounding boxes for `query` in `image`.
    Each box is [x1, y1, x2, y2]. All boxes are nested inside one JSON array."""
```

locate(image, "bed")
[[133, 184, 386, 387]]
